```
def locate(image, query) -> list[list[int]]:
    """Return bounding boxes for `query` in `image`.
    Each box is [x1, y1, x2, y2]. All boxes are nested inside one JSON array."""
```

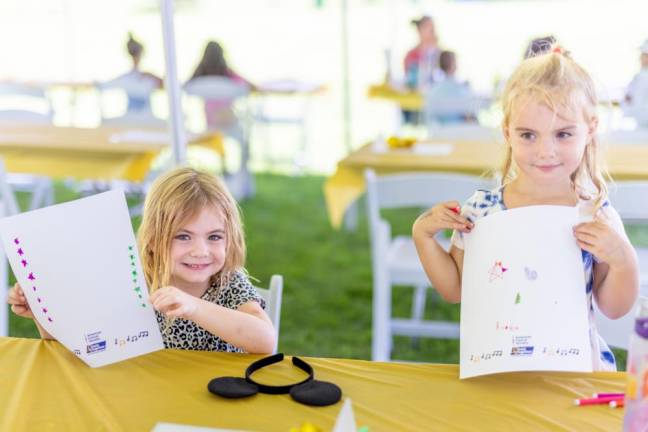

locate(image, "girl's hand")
[[573, 220, 633, 268], [413, 201, 474, 238], [7, 283, 34, 319], [150, 286, 199, 320]]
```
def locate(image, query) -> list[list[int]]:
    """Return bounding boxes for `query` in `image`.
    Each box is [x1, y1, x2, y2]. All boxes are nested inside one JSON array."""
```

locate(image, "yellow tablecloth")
[[0, 337, 624, 431], [367, 84, 423, 111], [0, 126, 225, 183], [325, 141, 648, 229]]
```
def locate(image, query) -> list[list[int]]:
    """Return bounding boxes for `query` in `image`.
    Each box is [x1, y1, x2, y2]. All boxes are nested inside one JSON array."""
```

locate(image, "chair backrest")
[[184, 76, 250, 101], [365, 169, 493, 264], [99, 72, 159, 98], [255, 274, 283, 353], [595, 295, 648, 350], [607, 181, 648, 223], [0, 158, 19, 337], [101, 112, 168, 128], [427, 124, 503, 143], [365, 168, 493, 214], [0, 82, 52, 124]]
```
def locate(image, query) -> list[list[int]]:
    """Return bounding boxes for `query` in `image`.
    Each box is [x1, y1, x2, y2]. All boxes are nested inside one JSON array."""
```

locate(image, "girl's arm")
[[190, 299, 275, 353], [151, 287, 276, 353], [574, 215, 639, 319], [412, 201, 472, 304], [593, 257, 639, 319]]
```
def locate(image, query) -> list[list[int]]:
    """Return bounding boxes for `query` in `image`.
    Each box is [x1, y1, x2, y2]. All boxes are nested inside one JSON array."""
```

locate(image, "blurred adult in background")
[[623, 38, 648, 127], [188, 40, 256, 130], [425, 50, 477, 125], [402, 15, 441, 124], [103, 33, 163, 114]]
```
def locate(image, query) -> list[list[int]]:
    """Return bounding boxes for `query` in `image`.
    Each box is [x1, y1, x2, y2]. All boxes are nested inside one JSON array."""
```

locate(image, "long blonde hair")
[[500, 46, 609, 210], [137, 167, 246, 293]]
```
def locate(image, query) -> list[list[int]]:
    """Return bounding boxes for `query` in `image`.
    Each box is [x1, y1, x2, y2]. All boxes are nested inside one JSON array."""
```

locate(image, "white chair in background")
[[594, 181, 648, 350], [365, 169, 493, 361], [254, 274, 283, 354], [251, 80, 320, 170], [98, 73, 166, 127], [184, 76, 253, 200], [0, 82, 53, 124], [595, 296, 648, 350], [0, 160, 20, 337], [607, 181, 648, 291]]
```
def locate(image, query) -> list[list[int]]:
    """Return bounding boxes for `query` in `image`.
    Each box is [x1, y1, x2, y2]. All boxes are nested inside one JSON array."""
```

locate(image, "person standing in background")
[[402, 15, 441, 124]]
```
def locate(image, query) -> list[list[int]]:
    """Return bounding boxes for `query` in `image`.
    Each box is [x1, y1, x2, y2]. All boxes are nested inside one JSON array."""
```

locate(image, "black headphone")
[[208, 353, 342, 406]]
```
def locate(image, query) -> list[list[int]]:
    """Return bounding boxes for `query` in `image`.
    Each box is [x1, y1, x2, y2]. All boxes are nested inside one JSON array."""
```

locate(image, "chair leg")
[[410, 284, 428, 349], [372, 276, 392, 362]]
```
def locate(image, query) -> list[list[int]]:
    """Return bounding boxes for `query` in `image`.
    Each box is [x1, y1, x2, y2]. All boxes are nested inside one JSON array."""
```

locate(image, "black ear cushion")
[[208, 377, 259, 399], [289, 380, 342, 406]]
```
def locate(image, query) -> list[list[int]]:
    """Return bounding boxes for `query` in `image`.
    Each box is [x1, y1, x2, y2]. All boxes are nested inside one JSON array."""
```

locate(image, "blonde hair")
[[500, 46, 609, 210], [137, 167, 246, 294]]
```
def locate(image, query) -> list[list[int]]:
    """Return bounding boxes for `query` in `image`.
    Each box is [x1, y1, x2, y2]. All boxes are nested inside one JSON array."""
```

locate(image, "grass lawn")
[[8, 173, 647, 369]]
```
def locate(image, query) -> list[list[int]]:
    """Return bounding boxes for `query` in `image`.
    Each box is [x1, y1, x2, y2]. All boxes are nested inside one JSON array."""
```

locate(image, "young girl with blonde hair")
[[412, 46, 639, 370], [8, 167, 275, 353], [139, 167, 275, 353]]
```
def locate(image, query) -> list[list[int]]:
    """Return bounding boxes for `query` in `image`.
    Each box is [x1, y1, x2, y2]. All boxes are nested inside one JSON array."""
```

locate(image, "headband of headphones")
[[208, 353, 342, 406]]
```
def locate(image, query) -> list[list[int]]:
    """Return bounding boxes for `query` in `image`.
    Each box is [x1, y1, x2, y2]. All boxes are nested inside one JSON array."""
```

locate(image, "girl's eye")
[[520, 132, 534, 140], [208, 234, 223, 241], [175, 234, 190, 241], [556, 131, 572, 139]]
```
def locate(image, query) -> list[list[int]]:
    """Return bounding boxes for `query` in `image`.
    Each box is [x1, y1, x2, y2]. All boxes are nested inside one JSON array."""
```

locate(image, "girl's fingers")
[[446, 210, 473, 226], [154, 296, 180, 313], [574, 230, 597, 244], [441, 214, 472, 231], [443, 201, 462, 212], [441, 219, 471, 232]]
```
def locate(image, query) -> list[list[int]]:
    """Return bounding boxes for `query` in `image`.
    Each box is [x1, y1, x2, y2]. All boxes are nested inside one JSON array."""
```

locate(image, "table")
[[324, 141, 648, 229], [0, 337, 624, 431], [368, 84, 423, 111], [0, 125, 224, 182]]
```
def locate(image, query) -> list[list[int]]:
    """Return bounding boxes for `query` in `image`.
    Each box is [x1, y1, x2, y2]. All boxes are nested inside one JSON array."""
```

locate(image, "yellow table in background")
[[0, 126, 224, 182], [324, 141, 648, 229], [0, 337, 624, 431], [368, 84, 423, 111]]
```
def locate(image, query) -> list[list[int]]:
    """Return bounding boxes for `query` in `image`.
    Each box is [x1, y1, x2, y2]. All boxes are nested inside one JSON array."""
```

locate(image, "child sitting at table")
[[412, 44, 639, 371], [188, 40, 255, 130], [424, 50, 477, 125], [8, 167, 276, 354]]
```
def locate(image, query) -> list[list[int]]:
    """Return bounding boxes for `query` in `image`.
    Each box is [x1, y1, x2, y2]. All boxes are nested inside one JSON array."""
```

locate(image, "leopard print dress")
[[156, 271, 265, 352]]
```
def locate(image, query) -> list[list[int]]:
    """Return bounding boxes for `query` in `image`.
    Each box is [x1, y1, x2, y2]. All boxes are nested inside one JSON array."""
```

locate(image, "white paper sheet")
[[460, 205, 592, 379], [0, 190, 164, 367]]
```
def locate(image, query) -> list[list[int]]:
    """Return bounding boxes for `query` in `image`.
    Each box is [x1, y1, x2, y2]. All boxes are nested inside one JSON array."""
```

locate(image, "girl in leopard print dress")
[[138, 167, 275, 353]]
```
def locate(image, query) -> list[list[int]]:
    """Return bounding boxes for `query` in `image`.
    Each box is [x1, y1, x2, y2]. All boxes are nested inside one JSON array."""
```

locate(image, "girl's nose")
[[190, 240, 209, 256], [537, 136, 557, 158]]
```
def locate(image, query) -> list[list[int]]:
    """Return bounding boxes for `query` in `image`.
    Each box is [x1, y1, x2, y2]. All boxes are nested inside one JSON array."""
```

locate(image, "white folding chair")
[[251, 80, 320, 170], [184, 77, 253, 200], [0, 82, 53, 124], [254, 275, 283, 354], [595, 296, 648, 350], [594, 181, 648, 350], [607, 181, 648, 291], [0, 160, 19, 336], [98, 73, 165, 127], [365, 169, 493, 361]]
